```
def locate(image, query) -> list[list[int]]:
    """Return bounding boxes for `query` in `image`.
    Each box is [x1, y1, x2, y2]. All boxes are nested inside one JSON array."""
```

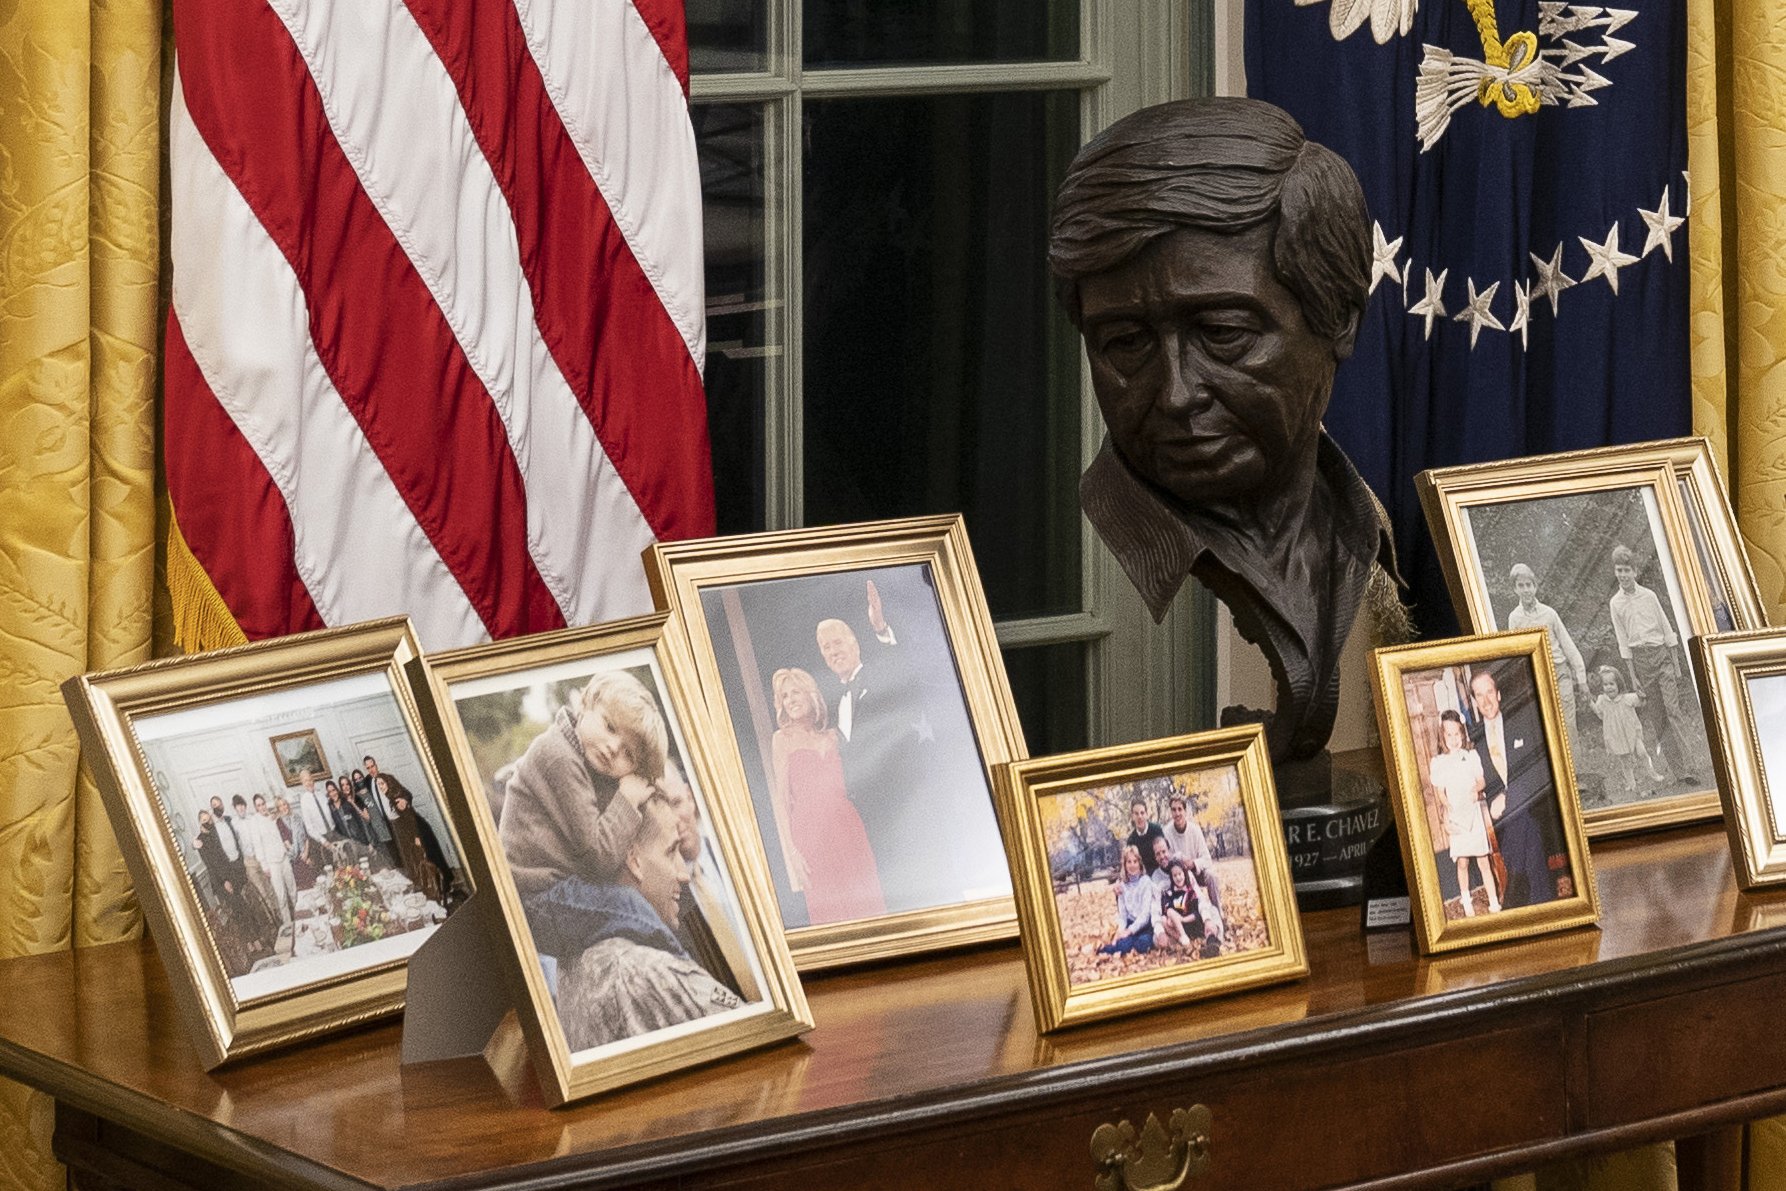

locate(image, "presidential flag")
[[164, 0, 714, 653], [1246, 0, 1691, 632]]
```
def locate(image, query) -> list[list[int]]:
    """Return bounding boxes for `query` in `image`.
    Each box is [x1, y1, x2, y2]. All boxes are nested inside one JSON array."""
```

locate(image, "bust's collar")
[[1079, 432, 1399, 630]]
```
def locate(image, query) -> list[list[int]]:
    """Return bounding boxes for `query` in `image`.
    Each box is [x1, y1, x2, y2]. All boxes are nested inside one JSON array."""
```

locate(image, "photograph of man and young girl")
[[1468, 488, 1713, 809], [1043, 764, 1271, 986], [456, 658, 763, 1056], [698, 564, 1010, 930], [140, 690, 463, 996], [1401, 659, 1573, 919]]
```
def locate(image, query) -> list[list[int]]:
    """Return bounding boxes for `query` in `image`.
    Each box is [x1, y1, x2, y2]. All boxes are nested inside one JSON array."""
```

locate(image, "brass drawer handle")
[[1090, 1105, 1212, 1191]]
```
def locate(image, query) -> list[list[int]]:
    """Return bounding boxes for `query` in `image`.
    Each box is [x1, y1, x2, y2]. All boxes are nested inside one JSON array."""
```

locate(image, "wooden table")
[[3, 825, 1783, 1190]]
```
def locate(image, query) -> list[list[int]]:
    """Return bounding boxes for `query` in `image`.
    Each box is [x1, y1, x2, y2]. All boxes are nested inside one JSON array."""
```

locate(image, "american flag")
[[164, 0, 714, 652]]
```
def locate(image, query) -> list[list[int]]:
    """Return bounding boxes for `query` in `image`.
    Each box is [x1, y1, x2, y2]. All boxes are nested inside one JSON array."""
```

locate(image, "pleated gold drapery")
[[1691, 0, 1786, 626], [0, 1, 161, 1188]]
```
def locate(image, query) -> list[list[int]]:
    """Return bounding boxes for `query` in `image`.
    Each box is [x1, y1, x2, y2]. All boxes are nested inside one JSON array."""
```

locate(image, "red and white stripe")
[[166, 0, 713, 651]]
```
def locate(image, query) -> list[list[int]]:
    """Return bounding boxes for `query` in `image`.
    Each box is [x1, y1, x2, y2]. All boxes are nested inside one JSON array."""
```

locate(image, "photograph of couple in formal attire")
[[697, 563, 1010, 930], [133, 673, 464, 1001], [1400, 660, 1573, 920], [452, 655, 765, 1057], [1464, 486, 1713, 810]]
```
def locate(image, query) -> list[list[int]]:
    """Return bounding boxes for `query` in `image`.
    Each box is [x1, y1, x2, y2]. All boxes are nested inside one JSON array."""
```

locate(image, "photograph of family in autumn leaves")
[[1042, 762, 1272, 987]]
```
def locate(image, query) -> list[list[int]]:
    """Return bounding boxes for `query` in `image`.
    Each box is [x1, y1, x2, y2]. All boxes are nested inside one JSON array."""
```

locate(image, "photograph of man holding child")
[[455, 662, 762, 1055], [1464, 486, 1713, 810], [698, 563, 1010, 929]]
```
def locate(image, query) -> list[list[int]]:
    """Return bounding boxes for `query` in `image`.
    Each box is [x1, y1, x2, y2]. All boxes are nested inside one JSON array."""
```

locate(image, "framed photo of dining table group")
[[62, 618, 467, 1069]]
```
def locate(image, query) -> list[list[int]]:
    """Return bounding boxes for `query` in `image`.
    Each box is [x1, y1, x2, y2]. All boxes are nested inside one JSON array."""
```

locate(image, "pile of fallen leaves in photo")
[[1056, 858, 1273, 987]]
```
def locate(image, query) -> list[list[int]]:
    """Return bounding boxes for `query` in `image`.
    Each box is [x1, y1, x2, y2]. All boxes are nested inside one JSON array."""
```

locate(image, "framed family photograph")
[[61, 618, 469, 1068], [1371, 632, 1600, 955], [1418, 447, 1724, 835], [412, 612, 811, 1106], [644, 515, 1027, 970], [1692, 628, 1786, 889], [992, 723, 1305, 1032]]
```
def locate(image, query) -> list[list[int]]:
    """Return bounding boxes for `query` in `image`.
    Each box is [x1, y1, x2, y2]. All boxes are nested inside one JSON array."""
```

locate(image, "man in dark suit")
[[1469, 667, 1563, 908], [815, 578, 986, 914]]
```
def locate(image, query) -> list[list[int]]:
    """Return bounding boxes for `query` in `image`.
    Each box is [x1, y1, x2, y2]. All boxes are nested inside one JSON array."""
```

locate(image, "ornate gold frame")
[[1417, 447, 1724, 836], [1692, 627, 1786, 890], [643, 515, 1027, 971], [411, 613, 812, 1106], [60, 617, 456, 1069], [1371, 631, 1601, 955], [993, 723, 1307, 1032]]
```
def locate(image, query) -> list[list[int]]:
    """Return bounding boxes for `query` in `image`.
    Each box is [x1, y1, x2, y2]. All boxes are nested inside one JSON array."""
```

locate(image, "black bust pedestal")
[[1273, 749, 1398, 911]]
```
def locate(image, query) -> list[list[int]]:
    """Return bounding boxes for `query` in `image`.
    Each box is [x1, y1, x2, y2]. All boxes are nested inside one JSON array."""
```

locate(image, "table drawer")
[[1585, 967, 1786, 1129], [707, 1022, 1565, 1191]]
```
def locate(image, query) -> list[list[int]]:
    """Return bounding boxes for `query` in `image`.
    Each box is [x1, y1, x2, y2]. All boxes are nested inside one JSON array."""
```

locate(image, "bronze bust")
[[1050, 97, 1399, 769]]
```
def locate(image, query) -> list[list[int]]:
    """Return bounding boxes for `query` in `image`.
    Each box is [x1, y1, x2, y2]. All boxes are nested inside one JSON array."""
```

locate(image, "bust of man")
[[1049, 97, 1397, 765]]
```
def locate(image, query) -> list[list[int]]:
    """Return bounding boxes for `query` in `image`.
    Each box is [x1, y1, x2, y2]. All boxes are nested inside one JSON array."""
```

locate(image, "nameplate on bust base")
[[401, 891, 512, 1064]]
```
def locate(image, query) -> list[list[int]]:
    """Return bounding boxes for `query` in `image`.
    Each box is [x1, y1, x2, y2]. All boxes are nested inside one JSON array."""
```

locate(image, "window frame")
[[689, 0, 1215, 749]]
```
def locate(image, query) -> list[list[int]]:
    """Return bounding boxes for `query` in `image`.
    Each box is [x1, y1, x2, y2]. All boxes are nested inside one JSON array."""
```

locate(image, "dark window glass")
[[801, 91, 1083, 619], [687, 0, 768, 74], [805, 2, 1079, 68], [693, 103, 771, 535], [1002, 641, 1087, 755]]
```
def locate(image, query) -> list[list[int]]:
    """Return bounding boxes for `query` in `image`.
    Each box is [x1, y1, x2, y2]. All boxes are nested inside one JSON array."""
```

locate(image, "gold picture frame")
[[1418, 447, 1724, 836], [1371, 631, 1601, 955], [1692, 627, 1786, 890], [993, 723, 1306, 1033], [61, 617, 469, 1069], [643, 515, 1028, 972], [411, 612, 812, 1106]]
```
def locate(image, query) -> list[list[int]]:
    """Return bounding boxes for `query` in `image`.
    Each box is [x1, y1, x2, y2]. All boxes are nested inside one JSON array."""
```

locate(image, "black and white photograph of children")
[[1464, 485, 1713, 810], [451, 651, 766, 1057], [133, 672, 465, 1002], [696, 563, 1010, 930]]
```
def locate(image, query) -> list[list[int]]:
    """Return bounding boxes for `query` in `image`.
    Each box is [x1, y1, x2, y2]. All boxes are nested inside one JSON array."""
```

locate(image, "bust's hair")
[[1048, 97, 1371, 346], [1610, 545, 1635, 567], [1509, 562, 1536, 585]]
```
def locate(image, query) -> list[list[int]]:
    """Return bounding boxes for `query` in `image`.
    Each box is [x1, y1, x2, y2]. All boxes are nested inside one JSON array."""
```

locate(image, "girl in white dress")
[[1429, 710, 1501, 916]]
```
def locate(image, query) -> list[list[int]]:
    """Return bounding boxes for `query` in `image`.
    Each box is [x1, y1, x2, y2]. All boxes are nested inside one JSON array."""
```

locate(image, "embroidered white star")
[[1508, 279, 1533, 349], [1370, 222, 1405, 295], [1529, 244, 1576, 316], [1409, 267, 1448, 340], [1579, 223, 1640, 294], [1639, 186, 1686, 261], [1453, 278, 1505, 348]]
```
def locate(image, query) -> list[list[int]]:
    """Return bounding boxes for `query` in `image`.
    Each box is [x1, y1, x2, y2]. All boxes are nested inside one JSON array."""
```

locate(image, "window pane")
[[1003, 641, 1087, 755], [802, 91, 1083, 619], [805, 2, 1079, 68], [687, 0, 767, 75], [694, 103, 771, 535]]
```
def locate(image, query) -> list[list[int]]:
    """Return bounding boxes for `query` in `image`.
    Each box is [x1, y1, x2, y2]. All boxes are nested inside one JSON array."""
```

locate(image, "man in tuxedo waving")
[[815, 578, 982, 914]]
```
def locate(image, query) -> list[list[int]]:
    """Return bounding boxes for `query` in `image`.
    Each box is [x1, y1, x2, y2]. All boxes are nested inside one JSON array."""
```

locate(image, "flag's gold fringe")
[[165, 497, 249, 655]]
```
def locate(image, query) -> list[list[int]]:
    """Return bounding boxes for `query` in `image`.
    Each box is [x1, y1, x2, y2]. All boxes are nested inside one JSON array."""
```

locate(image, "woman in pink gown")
[[770, 667, 886, 924]]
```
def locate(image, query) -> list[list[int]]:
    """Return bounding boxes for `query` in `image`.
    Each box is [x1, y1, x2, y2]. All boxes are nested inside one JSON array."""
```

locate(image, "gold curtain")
[[1691, 0, 1786, 624], [0, 1, 161, 1188]]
